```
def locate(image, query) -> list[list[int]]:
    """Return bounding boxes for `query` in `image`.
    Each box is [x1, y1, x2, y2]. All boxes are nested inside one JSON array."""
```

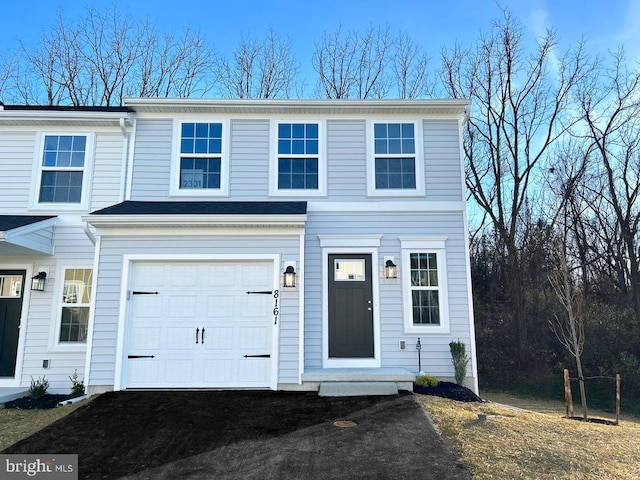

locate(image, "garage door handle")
[[195, 328, 199, 344], [201, 328, 205, 344]]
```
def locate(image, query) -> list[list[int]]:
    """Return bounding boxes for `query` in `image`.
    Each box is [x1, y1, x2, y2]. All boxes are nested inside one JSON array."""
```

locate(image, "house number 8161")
[[273, 289, 279, 324]]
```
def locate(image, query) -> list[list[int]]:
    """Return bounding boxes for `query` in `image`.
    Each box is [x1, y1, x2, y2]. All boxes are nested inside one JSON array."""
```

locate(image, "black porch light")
[[31, 271, 47, 291], [283, 265, 296, 287], [385, 259, 397, 279]]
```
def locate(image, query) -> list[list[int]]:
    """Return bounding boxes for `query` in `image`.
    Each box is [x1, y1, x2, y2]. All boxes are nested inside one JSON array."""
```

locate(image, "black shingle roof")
[[91, 201, 307, 216], [0, 215, 56, 231], [2, 104, 132, 113]]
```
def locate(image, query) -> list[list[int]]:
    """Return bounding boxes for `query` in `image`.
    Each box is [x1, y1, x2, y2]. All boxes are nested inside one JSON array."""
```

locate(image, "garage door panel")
[[203, 359, 234, 383], [206, 295, 235, 319], [126, 261, 274, 389], [239, 327, 269, 349], [130, 327, 161, 350], [131, 296, 162, 318], [170, 265, 198, 286], [168, 295, 197, 318], [166, 327, 196, 350], [204, 327, 233, 349], [165, 359, 195, 383], [127, 360, 159, 384], [238, 360, 268, 384]]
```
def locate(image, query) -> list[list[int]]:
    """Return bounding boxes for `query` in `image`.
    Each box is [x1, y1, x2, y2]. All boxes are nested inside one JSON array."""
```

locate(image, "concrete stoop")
[[0, 388, 29, 404], [318, 381, 399, 397]]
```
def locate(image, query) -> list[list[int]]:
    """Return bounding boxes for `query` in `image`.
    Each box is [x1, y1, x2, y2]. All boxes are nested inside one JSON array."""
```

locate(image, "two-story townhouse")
[[0, 99, 477, 398], [0, 104, 132, 397], [81, 98, 478, 395]]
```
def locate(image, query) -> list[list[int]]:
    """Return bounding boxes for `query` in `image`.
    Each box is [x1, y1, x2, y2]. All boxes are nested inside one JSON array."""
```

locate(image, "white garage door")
[[125, 261, 275, 389]]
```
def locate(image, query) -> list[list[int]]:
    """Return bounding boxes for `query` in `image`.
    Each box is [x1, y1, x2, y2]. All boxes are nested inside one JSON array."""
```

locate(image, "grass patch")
[[0, 401, 86, 451], [483, 378, 640, 418], [418, 394, 640, 479]]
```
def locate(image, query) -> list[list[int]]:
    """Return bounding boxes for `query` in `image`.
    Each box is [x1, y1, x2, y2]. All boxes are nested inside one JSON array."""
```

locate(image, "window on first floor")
[[401, 238, 449, 333], [58, 268, 92, 343]]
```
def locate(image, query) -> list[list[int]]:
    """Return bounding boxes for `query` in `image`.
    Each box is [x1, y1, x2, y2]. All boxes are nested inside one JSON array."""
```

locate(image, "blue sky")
[[1, 0, 638, 85]]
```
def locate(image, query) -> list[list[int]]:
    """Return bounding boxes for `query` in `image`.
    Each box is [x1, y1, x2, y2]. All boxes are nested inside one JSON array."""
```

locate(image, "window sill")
[[403, 324, 450, 335]]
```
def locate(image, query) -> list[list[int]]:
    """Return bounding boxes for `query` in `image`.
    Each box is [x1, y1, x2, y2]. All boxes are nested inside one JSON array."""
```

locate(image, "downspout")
[[83, 221, 96, 245]]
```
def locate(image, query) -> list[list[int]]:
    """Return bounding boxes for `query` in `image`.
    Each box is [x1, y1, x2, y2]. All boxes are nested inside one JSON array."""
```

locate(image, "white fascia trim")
[[83, 214, 307, 229], [0, 110, 132, 127], [308, 201, 466, 213]]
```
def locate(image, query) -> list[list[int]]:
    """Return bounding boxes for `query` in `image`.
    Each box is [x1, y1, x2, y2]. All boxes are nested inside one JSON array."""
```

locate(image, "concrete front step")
[[0, 388, 29, 404], [318, 381, 399, 397]]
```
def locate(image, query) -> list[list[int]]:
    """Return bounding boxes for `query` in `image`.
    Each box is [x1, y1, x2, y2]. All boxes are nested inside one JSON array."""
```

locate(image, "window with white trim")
[[38, 135, 87, 203], [172, 121, 229, 196], [401, 238, 449, 333], [58, 268, 92, 343], [368, 121, 424, 197], [271, 120, 326, 196]]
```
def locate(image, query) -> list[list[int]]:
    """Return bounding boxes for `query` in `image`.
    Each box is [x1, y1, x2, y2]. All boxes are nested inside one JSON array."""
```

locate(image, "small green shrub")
[[415, 374, 439, 387], [69, 370, 85, 398], [29, 376, 49, 399], [450, 340, 470, 386]]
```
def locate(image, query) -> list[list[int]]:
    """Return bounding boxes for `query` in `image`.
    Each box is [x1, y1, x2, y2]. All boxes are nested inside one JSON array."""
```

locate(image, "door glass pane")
[[334, 259, 365, 281], [0, 276, 22, 298]]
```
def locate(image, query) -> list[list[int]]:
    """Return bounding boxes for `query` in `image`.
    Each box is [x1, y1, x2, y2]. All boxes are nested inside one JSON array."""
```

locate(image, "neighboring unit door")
[[125, 262, 274, 389], [0, 271, 25, 378], [328, 254, 374, 358]]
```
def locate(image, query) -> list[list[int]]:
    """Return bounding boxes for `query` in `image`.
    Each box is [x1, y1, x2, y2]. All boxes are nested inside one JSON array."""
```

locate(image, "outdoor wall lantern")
[[283, 265, 297, 287], [385, 259, 397, 279], [31, 271, 47, 291]]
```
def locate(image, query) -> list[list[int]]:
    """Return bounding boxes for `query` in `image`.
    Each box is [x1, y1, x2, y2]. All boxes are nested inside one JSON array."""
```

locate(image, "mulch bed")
[[414, 381, 485, 402], [4, 394, 74, 410]]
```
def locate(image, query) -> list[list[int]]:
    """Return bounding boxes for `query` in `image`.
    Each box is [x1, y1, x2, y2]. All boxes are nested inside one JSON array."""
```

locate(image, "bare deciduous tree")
[[575, 48, 640, 325], [5, 5, 217, 105], [391, 31, 433, 98], [549, 218, 589, 420], [312, 24, 391, 99], [440, 9, 592, 365], [214, 28, 299, 99]]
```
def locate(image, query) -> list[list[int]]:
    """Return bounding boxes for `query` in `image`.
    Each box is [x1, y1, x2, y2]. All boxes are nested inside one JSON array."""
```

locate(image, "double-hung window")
[[58, 268, 92, 343], [401, 238, 449, 333], [271, 121, 325, 196], [369, 121, 424, 196], [38, 135, 87, 204], [173, 121, 228, 196]]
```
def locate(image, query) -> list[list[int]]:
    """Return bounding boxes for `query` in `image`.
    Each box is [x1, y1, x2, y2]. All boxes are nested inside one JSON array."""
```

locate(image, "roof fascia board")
[[83, 214, 307, 228]]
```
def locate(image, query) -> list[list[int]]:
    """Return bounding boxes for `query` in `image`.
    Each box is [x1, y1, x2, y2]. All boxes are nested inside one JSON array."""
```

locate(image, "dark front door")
[[328, 254, 374, 358], [0, 270, 25, 377]]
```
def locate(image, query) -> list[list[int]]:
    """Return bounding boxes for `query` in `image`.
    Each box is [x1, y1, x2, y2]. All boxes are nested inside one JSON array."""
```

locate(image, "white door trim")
[[114, 254, 280, 390], [319, 238, 381, 369], [0, 264, 33, 387]]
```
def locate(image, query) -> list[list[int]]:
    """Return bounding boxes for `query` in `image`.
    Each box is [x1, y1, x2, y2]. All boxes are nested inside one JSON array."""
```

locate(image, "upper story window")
[[172, 120, 229, 196], [39, 135, 87, 203], [270, 121, 326, 197], [278, 123, 318, 189], [180, 123, 222, 190], [368, 121, 424, 197]]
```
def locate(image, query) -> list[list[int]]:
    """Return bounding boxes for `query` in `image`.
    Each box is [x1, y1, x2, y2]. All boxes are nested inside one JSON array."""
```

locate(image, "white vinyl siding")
[[90, 132, 128, 210], [129, 119, 173, 200], [423, 119, 464, 202], [303, 211, 471, 379], [0, 131, 36, 211], [15, 225, 96, 393]]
